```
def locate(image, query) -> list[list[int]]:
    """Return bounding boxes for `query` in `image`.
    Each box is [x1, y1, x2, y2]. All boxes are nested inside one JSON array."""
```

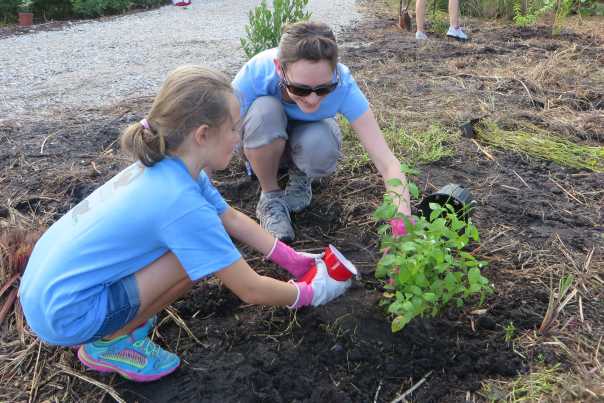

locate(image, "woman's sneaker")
[[284, 168, 312, 213], [447, 26, 469, 42], [78, 318, 179, 382], [256, 190, 295, 242]]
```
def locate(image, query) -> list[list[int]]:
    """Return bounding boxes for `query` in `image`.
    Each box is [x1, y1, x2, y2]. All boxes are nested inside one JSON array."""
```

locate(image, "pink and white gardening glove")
[[287, 259, 351, 309], [266, 239, 322, 280]]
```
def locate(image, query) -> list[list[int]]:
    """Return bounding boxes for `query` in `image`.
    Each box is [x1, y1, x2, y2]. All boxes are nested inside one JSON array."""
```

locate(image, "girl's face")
[[277, 59, 335, 114], [205, 94, 242, 171]]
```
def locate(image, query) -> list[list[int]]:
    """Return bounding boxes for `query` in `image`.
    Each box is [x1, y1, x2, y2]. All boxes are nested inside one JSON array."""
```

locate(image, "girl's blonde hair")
[[278, 21, 338, 69], [121, 65, 233, 167]]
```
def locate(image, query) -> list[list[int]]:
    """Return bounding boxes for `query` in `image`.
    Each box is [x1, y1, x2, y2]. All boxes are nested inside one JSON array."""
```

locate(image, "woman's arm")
[[350, 108, 412, 216], [220, 206, 275, 254]]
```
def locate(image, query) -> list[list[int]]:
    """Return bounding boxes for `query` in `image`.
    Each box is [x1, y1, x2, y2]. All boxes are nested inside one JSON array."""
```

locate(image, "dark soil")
[[1, 3, 603, 403]]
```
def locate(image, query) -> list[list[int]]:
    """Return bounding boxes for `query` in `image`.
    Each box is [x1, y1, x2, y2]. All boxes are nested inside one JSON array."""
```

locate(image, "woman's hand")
[[390, 217, 414, 237]]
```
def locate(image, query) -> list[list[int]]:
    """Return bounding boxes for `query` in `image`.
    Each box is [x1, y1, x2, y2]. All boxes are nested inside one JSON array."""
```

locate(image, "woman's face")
[[206, 94, 241, 171], [279, 59, 335, 114]]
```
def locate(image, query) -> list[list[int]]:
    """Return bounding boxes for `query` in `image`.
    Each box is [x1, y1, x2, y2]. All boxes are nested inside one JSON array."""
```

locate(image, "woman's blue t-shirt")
[[232, 47, 369, 123], [19, 157, 241, 346]]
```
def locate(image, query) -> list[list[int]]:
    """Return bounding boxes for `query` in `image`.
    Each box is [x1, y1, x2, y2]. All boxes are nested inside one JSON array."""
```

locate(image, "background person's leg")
[[415, 0, 427, 38], [446, 0, 468, 41], [448, 0, 459, 28]]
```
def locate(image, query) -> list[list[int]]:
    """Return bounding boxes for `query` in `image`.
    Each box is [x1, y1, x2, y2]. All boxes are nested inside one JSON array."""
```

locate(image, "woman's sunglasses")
[[282, 68, 339, 97]]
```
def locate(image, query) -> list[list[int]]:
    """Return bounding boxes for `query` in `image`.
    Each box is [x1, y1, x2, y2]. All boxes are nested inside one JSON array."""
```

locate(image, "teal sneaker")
[[77, 317, 179, 382], [70, 314, 157, 351]]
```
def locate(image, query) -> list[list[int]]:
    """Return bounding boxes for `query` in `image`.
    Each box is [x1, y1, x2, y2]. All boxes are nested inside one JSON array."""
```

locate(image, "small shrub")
[[374, 164, 492, 332], [33, 0, 72, 20], [240, 0, 312, 59], [71, 0, 129, 17], [130, 0, 167, 8]]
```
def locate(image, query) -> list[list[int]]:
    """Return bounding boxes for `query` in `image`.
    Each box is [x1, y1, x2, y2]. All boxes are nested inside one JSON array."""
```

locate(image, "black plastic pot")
[[418, 184, 476, 221]]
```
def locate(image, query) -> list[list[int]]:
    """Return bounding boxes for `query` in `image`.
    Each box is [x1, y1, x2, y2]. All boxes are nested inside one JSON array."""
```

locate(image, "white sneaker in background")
[[415, 31, 428, 41], [447, 26, 469, 42]]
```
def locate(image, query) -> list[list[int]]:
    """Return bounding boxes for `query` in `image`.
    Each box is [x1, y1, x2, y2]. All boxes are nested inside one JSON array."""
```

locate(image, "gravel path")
[[0, 0, 359, 120]]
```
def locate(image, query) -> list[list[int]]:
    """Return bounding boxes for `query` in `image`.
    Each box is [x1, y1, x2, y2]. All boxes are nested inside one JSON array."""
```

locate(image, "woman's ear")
[[274, 58, 283, 78], [193, 124, 210, 146]]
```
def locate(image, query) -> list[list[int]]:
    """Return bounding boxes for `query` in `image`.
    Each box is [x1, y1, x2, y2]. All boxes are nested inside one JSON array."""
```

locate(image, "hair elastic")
[[140, 118, 150, 130]]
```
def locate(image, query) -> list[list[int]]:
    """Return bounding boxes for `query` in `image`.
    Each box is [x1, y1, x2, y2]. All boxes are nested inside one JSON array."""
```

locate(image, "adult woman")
[[233, 21, 412, 242]]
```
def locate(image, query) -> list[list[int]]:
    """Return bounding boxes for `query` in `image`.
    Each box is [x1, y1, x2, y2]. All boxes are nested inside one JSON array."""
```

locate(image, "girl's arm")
[[220, 206, 317, 279], [220, 206, 275, 254], [215, 256, 351, 308], [215, 257, 298, 306], [350, 108, 412, 216]]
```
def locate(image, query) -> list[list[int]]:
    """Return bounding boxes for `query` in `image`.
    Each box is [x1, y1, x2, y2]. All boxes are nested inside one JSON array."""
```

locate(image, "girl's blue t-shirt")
[[19, 157, 241, 346], [232, 47, 369, 123]]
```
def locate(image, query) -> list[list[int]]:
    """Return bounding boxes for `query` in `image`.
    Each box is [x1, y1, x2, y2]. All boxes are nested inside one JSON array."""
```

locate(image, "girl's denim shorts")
[[84, 273, 141, 343]]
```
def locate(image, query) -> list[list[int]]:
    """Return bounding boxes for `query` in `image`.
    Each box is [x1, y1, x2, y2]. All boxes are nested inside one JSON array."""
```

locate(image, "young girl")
[[233, 21, 412, 243], [18, 66, 350, 382]]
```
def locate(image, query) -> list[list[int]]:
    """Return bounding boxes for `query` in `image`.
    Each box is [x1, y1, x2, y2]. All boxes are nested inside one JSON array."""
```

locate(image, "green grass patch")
[[339, 117, 458, 171], [476, 121, 604, 173], [481, 364, 567, 402], [427, 9, 450, 34]]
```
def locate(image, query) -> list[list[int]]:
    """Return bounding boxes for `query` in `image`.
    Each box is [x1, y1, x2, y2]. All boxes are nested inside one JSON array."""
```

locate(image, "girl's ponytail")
[[121, 119, 166, 167]]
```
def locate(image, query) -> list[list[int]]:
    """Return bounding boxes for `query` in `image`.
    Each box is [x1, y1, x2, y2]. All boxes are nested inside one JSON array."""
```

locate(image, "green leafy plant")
[[374, 164, 492, 332], [240, 0, 311, 59]]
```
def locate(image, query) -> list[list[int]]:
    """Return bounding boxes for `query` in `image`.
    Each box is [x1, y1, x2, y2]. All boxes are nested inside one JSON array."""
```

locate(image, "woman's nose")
[[307, 92, 321, 104]]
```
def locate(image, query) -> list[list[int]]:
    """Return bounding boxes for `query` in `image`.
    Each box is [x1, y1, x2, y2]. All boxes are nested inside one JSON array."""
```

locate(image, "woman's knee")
[[242, 97, 288, 149], [289, 120, 342, 177]]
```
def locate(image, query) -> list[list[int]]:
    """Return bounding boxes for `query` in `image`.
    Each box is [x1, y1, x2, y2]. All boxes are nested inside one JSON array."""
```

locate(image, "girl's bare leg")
[[108, 252, 192, 338]]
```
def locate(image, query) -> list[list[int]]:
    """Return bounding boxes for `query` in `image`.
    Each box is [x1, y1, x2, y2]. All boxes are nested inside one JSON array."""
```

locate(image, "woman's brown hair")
[[278, 21, 338, 69], [121, 65, 233, 167]]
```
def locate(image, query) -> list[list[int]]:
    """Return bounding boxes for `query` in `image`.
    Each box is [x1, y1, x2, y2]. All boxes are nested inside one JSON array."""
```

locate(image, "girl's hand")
[[288, 261, 351, 308], [266, 239, 321, 280]]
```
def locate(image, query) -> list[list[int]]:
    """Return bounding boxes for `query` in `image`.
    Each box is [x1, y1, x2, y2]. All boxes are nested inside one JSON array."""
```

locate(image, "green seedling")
[[504, 321, 517, 343], [374, 164, 492, 332]]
